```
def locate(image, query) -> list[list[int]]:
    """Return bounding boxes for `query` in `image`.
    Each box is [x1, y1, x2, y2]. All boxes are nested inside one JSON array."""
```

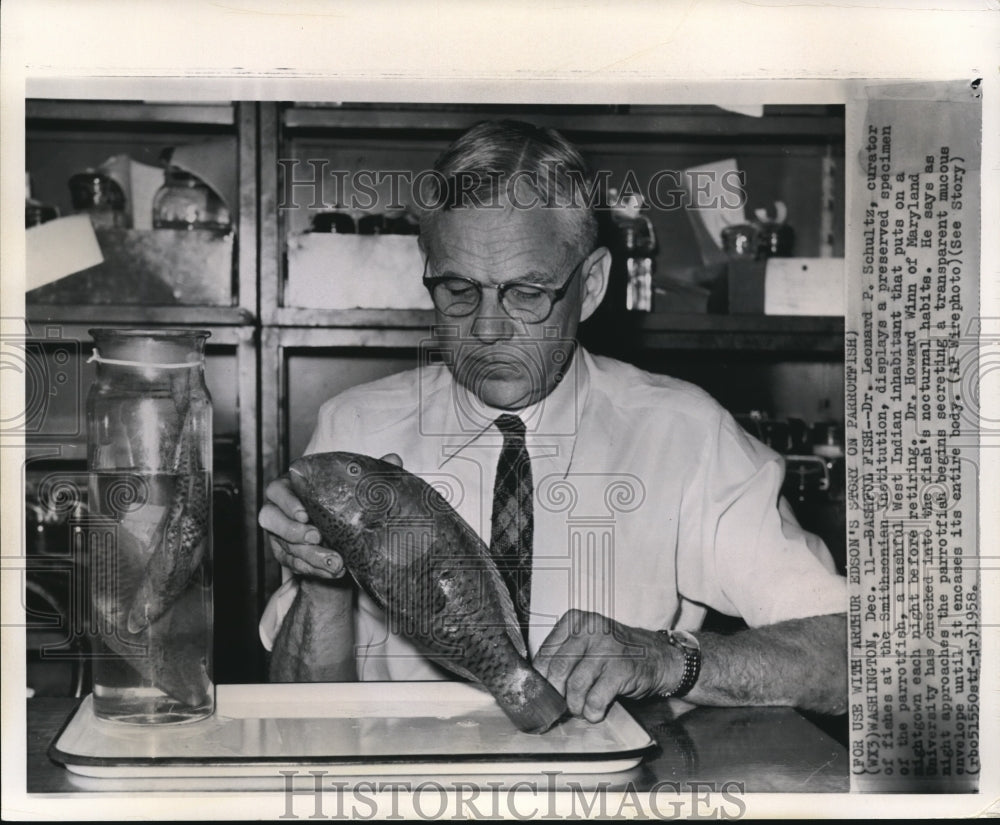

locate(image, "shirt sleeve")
[[677, 408, 847, 627], [257, 396, 360, 651], [258, 568, 299, 652]]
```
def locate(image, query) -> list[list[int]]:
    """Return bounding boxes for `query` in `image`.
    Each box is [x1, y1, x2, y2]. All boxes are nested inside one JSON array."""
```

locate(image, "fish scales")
[[90, 525, 211, 706], [289, 451, 567, 734], [127, 412, 210, 634]]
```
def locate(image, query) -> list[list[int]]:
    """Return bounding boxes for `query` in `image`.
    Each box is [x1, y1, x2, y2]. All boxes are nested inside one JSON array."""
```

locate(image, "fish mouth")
[[287, 465, 308, 492]]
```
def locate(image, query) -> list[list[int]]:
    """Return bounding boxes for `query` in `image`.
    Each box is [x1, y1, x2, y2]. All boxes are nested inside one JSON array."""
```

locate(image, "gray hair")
[[417, 119, 599, 255]]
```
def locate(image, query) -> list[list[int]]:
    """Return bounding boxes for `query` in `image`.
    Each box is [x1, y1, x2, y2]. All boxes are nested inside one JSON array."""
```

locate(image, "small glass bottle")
[[68, 170, 128, 229], [609, 190, 657, 312], [721, 223, 760, 259], [85, 329, 214, 723], [309, 210, 356, 234], [357, 213, 386, 235], [383, 210, 420, 235], [25, 172, 59, 227], [153, 168, 231, 232]]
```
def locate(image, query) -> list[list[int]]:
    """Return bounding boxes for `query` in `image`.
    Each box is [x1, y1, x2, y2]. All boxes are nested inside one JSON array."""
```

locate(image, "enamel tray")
[[50, 682, 655, 778]]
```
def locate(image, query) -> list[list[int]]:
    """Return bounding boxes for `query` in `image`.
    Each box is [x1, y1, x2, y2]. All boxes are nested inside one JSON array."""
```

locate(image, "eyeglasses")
[[422, 254, 588, 324]]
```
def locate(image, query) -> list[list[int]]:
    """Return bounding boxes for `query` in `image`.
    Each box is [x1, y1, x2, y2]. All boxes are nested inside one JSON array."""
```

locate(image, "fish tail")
[[126, 592, 154, 634], [495, 665, 569, 734]]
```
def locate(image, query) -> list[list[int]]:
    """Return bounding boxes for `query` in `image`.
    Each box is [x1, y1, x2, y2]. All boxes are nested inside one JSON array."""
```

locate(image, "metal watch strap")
[[658, 629, 701, 698]]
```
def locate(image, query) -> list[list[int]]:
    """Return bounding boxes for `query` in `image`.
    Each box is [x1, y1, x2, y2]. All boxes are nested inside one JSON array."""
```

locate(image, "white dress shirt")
[[259, 347, 846, 680]]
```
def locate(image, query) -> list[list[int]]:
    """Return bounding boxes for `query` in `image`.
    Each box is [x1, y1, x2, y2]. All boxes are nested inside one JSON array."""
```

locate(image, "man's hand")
[[258, 452, 403, 579], [535, 611, 848, 721], [533, 609, 680, 723]]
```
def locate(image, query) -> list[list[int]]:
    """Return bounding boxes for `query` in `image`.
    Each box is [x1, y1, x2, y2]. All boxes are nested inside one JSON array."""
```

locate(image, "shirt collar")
[[437, 345, 591, 479]]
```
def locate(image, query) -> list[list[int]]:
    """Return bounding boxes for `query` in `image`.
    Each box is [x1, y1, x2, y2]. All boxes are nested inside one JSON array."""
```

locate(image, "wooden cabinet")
[[24, 101, 263, 682], [24, 100, 847, 680]]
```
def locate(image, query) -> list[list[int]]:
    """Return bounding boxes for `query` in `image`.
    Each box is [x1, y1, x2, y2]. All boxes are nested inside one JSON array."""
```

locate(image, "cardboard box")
[[285, 233, 432, 310], [27, 227, 233, 306]]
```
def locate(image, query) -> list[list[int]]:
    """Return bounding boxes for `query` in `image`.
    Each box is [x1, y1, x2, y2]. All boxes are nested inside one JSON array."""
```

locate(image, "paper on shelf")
[[171, 138, 237, 213], [681, 158, 747, 265], [26, 215, 103, 291], [716, 104, 765, 118], [764, 257, 845, 316], [130, 159, 167, 231]]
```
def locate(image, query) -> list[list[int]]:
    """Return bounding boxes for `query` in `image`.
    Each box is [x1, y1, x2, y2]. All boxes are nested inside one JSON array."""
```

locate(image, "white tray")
[[50, 682, 655, 778]]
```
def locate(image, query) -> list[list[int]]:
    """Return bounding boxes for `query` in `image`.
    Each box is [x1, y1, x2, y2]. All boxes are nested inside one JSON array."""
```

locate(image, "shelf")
[[283, 106, 844, 141], [26, 100, 236, 126], [269, 307, 434, 327], [25, 321, 255, 347], [263, 309, 843, 352], [628, 313, 844, 353], [27, 304, 256, 327]]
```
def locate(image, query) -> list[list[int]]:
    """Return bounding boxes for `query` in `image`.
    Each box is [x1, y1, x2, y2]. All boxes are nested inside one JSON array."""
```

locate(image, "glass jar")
[[25, 200, 59, 228], [152, 168, 231, 232], [357, 213, 386, 235], [610, 191, 657, 312], [85, 329, 214, 723], [721, 223, 760, 259], [309, 210, 356, 234], [26, 170, 59, 227], [757, 221, 795, 258], [68, 170, 128, 229]]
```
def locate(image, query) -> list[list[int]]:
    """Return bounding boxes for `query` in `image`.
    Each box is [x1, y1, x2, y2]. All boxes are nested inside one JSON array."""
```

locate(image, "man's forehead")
[[424, 206, 577, 275]]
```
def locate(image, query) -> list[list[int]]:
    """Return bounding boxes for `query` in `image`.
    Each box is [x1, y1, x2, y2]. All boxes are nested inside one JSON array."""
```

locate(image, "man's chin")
[[459, 375, 537, 411], [478, 385, 534, 411]]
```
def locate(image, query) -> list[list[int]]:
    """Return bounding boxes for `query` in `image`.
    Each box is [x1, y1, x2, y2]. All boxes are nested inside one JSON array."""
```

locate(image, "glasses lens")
[[501, 284, 551, 322], [431, 278, 481, 316]]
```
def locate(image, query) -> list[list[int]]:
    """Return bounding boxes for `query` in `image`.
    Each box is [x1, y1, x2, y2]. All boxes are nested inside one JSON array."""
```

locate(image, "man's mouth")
[[464, 357, 526, 379]]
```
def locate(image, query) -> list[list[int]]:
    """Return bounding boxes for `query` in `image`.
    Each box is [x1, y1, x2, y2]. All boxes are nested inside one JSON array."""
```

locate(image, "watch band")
[[658, 629, 701, 698]]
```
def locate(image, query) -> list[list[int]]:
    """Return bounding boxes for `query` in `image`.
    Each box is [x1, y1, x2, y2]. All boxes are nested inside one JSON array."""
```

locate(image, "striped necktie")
[[489, 414, 534, 644]]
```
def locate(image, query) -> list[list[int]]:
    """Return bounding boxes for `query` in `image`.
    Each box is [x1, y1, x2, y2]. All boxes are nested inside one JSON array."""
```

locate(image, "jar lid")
[[89, 328, 211, 366]]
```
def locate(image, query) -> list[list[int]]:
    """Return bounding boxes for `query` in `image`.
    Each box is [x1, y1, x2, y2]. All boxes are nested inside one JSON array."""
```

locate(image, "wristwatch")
[[658, 629, 701, 698]]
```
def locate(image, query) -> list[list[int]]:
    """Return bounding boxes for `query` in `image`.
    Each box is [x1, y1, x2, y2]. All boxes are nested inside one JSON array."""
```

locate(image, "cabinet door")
[[25, 100, 257, 325], [18, 322, 263, 685]]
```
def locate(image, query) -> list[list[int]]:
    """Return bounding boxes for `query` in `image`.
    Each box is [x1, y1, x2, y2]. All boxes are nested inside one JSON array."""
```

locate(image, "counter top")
[[26, 694, 848, 795]]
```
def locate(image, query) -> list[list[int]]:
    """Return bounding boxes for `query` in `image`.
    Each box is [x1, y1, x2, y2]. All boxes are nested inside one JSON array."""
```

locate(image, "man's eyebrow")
[[433, 267, 560, 285]]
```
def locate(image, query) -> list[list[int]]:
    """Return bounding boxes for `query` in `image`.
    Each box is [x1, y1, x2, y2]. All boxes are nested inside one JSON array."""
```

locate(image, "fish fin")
[[462, 523, 528, 660], [426, 654, 478, 684], [495, 666, 569, 734], [126, 603, 150, 634]]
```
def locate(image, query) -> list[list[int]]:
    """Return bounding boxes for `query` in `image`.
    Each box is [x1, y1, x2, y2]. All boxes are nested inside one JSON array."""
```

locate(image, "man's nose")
[[470, 290, 518, 343]]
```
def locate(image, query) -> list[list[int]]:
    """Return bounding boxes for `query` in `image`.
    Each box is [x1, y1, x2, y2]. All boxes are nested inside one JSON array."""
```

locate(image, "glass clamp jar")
[[153, 168, 231, 233], [85, 329, 214, 723]]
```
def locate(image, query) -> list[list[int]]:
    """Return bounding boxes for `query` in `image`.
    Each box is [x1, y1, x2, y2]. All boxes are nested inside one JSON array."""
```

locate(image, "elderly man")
[[258, 119, 847, 722]]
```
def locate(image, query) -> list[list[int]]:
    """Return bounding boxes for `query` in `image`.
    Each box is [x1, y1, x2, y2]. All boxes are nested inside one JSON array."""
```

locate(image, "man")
[[258, 119, 847, 722]]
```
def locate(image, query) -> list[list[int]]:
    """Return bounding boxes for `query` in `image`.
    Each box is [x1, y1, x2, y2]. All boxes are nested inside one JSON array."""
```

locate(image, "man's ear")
[[579, 246, 612, 323]]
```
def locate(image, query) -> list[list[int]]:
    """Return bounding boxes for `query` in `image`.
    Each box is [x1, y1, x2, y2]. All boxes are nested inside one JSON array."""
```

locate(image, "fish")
[[89, 522, 211, 707], [126, 411, 210, 634], [287, 451, 568, 734]]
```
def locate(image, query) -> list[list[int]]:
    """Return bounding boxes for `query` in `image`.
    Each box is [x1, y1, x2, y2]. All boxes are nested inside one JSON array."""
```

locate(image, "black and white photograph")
[[2, 1, 996, 820]]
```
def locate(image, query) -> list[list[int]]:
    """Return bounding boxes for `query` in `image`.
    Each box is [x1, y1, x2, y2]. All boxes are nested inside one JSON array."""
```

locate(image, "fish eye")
[[348, 462, 361, 476]]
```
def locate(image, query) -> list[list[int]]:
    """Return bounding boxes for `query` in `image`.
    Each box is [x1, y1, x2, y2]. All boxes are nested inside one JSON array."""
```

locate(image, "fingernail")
[[325, 555, 342, 574], [305, 529, 321, 543], [295, 510, 309, 523]]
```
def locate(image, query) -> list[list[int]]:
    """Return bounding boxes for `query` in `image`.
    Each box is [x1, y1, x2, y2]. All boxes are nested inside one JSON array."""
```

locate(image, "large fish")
[[287, 451, 568, 734], [126, 411, 209, 634], [89, 522, 211, 708]]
